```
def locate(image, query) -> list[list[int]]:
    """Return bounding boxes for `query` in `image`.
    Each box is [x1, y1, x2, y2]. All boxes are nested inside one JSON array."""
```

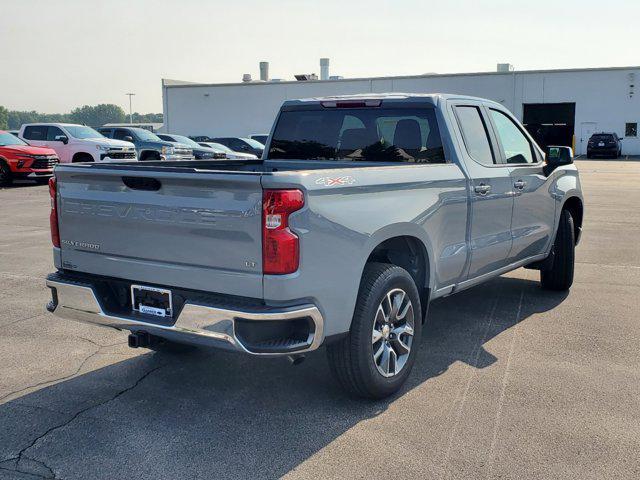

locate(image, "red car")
[[0, 130, 59, 186]]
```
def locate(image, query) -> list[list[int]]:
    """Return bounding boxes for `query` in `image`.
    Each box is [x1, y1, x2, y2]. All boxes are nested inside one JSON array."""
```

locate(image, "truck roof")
[[284, 92, 500, 107]]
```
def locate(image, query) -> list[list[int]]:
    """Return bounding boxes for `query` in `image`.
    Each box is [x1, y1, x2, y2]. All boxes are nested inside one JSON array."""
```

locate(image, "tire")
[[586, 153, 592, 159], [327, 262, 423, 399], [0, 161, 12, 187], [35, 177, 50, 185], [540, 209, 575, 291]]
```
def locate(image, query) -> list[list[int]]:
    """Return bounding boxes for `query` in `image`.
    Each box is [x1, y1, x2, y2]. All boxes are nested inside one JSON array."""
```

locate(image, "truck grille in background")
[[108, 151, 137, 159], [174, 148, 192, 156], [31, 156, 59, 169]]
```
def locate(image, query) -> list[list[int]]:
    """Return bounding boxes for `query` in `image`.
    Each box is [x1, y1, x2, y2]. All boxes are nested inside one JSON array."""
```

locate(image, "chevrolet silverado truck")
[[19, 124, 136, 163], [98, 127, 193, 161], [45, 94, 583, 398]]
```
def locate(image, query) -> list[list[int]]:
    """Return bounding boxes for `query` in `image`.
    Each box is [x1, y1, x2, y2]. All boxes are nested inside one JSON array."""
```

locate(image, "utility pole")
[[126, 93, 135, 124]]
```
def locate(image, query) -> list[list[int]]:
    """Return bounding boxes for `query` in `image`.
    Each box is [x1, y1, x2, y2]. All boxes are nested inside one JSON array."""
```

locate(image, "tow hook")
[[287, 354, 306, 365]]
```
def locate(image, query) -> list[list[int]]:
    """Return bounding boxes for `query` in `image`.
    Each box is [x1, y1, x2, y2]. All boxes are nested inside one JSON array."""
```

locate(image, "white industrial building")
[[161, 61, 640, 155]]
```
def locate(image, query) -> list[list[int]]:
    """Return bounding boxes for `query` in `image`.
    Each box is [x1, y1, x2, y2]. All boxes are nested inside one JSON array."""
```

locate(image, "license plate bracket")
[[131, 284, 173, 318]]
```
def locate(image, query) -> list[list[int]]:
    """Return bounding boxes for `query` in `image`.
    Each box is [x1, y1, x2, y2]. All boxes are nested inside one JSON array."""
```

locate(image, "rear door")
[[451, 102, 514, 279], [55, 165, 265, 298], [22, 125, 48, 148], [487, 107, 555, 262]]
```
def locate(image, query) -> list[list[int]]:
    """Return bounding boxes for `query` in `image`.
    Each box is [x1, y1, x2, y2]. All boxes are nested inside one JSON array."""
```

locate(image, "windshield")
[[206, 142, 233, 153], [133, 128, 162, 142], [242, 137, 265, 149], [65, 125, 104, 139], [170, 135, 201, 148], [0, 132, 28, 146], [591, 134, 614, 141], [268, 107, 445, 163]]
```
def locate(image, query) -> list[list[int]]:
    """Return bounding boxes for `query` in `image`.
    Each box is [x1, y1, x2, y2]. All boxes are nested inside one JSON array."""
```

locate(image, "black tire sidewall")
[[352, 264, 422, 397]]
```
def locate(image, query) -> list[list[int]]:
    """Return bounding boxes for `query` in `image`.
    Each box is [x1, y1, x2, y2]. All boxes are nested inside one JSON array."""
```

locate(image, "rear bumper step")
[[46, 275, 324, 356]]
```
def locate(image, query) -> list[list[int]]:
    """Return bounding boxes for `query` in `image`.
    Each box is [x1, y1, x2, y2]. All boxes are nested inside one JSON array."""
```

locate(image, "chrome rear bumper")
[[46, 276, 323, 356]]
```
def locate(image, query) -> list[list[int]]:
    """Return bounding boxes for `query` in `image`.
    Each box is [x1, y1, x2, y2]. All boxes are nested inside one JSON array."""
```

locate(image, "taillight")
[[262, 189, 304, 274], [49, 177, 60, 248]]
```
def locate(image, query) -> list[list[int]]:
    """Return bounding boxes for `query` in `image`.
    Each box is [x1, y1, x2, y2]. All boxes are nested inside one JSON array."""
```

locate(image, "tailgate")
[[55, 165, 264, 298]]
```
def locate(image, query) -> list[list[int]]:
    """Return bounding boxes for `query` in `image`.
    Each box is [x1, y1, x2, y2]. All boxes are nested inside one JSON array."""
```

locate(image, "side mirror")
[[123, 136, 134, 143], [544, 146, 573, 174], [55, 135, 68, 145]]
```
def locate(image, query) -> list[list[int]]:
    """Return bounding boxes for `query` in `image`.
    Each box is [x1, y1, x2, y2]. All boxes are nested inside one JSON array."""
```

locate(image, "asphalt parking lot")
[[1, 159, 639, 480]]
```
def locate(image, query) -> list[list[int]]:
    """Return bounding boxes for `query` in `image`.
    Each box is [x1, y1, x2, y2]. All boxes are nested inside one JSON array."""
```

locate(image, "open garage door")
[[523, 103, 575, 152]]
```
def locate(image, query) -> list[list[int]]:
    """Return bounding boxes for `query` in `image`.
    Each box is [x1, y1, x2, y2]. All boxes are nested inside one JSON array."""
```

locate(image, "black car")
[[587, 132, 622, 159], [211, 137, 264, 157], [157, 134, 225, 159]]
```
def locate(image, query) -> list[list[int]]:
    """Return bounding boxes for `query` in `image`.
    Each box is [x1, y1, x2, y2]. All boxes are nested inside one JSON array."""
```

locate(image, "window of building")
[[625, 123, 637, 137]]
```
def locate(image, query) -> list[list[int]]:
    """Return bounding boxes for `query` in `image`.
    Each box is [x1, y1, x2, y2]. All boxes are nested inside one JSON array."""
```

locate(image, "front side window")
[[64, 125, 103, 139], [23, 125, 47, 141], [114, 129, 133, 141], [489, 109, 535, 164], [46, 126, 66, 141], [454, 106, 495, 166], [269, 107, 445, 163]]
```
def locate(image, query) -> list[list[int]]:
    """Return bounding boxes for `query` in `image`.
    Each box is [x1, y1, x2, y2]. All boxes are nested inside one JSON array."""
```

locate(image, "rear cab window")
[[268, 104, 446, 163]]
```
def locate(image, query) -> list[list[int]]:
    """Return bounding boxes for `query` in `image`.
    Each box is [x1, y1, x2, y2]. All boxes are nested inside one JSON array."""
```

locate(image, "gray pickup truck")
[[45, 94, 583, 398]]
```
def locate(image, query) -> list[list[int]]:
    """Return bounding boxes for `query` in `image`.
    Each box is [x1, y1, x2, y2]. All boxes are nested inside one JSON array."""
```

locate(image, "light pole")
[[126, 93, 135, 124]]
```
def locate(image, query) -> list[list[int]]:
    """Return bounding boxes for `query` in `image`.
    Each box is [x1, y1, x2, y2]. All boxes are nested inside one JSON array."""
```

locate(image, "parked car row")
[[1, 123, 267, 186]]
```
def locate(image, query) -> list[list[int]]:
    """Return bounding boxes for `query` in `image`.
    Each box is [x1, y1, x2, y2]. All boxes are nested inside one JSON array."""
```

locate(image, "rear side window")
[[23, 125, 47, 140], [454, 106, 495, 166], [489, 109, 535, 164], [269, 107, 445, 163]]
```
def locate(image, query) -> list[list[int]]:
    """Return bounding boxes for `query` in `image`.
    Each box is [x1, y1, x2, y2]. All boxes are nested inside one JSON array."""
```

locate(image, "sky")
[[1, 0, 638, 114]]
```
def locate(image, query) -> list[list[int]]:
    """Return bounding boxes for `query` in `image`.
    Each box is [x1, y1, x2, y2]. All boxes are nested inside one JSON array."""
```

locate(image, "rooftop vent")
[[320, 58, 330, 80], [259, 61, 269, 81], [242, 73, 252, 82]]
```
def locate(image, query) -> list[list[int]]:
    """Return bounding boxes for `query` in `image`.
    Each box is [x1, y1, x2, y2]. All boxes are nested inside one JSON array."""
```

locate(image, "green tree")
[[69, 104, 126, 126], [0, 106, 8, 130]]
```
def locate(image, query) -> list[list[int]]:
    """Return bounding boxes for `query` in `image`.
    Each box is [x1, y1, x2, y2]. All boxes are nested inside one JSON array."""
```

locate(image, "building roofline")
[[162, 65, 640, 90]]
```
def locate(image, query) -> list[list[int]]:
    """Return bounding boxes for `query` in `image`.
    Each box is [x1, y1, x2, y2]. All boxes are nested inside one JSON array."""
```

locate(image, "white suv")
[[19, 123, 136, 163]]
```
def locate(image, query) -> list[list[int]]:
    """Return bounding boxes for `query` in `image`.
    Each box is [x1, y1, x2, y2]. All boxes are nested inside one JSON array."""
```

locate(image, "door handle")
[[514, 179, 527, 190], [474, 183, 491, 196]]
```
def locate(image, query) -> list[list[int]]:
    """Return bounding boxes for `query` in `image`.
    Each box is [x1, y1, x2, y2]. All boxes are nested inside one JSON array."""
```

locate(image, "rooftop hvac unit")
[[497, 63, 514, 73], [294, 73, 318, 81]]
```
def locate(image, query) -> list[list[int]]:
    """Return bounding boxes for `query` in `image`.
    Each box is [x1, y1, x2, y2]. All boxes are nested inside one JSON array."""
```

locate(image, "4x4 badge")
[[315, 176, 356, 186]]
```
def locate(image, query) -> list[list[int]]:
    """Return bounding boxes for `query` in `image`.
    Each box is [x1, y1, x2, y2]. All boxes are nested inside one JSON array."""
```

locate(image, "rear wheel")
[[327, 263, 422, 399], [0, 161, 12, 187], [540, 209, 575, 291]]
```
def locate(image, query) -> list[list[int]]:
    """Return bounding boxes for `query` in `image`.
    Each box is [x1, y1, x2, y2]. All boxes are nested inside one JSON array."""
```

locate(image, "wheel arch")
[[361, 227, 434, 321], [72, 151, 94, 163], [561, 196, 583, 245]]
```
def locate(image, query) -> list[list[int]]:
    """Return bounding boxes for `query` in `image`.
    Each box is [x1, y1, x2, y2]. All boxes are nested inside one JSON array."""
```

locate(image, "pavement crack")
[[1, 363, 165, 480], [0, 347, 101, 403]]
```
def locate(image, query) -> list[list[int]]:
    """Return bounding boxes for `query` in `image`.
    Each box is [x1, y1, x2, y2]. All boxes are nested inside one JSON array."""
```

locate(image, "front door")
[[451, 103, 514, 279], [487, 107, 556, 262], [579, 122, 597, 155], [45, 126, 72, 163]]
